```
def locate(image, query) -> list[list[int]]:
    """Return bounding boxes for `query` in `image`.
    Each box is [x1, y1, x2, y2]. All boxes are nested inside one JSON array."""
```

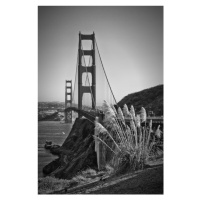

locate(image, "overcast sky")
[[38, 6, 163, 103]]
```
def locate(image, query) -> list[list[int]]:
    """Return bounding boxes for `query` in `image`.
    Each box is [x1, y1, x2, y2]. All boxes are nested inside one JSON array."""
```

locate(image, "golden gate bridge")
[[63, 32, 163, 125]]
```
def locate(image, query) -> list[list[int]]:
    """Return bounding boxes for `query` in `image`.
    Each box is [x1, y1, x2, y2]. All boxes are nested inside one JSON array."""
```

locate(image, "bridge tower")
[[65, 80, 72, 123], [78, 32, 96, 113]]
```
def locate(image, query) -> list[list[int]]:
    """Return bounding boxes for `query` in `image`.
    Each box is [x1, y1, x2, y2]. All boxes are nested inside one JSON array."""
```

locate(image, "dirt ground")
[[87, 165, 163, 194], [68, 164, 163, 194]]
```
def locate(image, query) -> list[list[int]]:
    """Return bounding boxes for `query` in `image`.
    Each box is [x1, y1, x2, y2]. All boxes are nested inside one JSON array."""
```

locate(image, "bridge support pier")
[[65, 80, 72, 123], [78, 32, 96, 117]]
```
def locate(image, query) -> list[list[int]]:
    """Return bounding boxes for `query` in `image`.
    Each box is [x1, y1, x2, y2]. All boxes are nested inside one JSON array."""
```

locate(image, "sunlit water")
[[38, 121, 72, 178]]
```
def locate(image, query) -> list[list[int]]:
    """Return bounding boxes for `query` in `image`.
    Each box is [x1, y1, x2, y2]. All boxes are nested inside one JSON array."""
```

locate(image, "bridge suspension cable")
[[72, 49, 79, 106], [95, 38, 117, 105]]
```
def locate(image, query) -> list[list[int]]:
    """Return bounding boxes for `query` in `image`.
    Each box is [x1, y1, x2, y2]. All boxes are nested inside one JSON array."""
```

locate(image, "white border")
[[1, 0, 200, 199]]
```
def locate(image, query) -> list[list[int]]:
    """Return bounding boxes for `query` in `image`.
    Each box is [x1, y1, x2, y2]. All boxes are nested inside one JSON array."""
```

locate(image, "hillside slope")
[[118, 85, 163, 116]]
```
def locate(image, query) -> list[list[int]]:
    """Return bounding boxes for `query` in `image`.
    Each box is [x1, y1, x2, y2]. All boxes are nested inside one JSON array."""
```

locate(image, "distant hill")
[[117, 85, 163, 116]]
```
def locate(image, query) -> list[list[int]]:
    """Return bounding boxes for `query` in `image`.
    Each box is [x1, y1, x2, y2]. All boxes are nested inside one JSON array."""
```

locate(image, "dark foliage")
[[118, 85, 163, 116]]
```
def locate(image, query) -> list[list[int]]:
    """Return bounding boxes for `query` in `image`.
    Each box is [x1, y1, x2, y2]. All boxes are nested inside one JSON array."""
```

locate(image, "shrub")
[[94, 101, 162, 174]]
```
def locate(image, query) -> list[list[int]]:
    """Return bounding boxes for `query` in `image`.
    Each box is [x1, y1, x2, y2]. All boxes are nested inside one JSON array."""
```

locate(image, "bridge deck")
[[62, 107, 163, 125]]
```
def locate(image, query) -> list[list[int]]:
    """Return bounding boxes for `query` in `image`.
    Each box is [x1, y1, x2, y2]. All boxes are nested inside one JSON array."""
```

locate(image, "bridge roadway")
[[65, 107, 97, 122], [63, 107, 163, 125]]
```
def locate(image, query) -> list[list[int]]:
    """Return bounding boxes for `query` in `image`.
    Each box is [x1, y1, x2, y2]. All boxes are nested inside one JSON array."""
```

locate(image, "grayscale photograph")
[[38, 6, 163, 194]]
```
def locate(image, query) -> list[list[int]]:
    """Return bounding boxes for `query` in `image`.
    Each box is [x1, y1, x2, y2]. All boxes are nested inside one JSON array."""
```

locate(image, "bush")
[[94, 101, 163, 174]]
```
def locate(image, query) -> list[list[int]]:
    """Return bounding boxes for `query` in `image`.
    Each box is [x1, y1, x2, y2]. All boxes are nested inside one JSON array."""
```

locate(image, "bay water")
[[38, 121, 72, 178]]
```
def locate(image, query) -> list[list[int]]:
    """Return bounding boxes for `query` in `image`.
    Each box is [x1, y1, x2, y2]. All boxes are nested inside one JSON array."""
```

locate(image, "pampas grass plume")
[[130, 119, 136, 133], [123, 104, 129, 117], [155, 125, 162, 138], [149, 119, 152, 128], [95, 121, 107, 135], [130, 105, 136, 121], [136, 114, 141, 127], [140, 107, 147, 123], [102, 100, 116, 119], [111, 104, 117, 115], [118, 107, 125, 121]]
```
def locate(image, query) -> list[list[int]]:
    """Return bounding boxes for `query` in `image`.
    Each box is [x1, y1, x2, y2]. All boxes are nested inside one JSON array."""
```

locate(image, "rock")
[[44, 141, 53, 149], [44, 144, 52, 149], [46, 141, 52, 145], [50, 145, 61, 155], [43, 158, 61, 174], [43, 118, 98, 179]]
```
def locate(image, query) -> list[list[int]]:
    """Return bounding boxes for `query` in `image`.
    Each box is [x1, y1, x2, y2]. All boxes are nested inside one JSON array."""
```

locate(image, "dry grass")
[[38, 168, 102, 194], [38, 176, 71, 194]]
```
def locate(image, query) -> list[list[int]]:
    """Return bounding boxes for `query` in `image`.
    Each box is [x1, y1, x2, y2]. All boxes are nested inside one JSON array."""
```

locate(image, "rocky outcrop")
[[43, 118, 98, 179]]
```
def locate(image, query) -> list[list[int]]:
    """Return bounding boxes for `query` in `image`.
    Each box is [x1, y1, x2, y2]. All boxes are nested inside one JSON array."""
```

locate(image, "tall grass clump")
[[94, 101, 162, 174]]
